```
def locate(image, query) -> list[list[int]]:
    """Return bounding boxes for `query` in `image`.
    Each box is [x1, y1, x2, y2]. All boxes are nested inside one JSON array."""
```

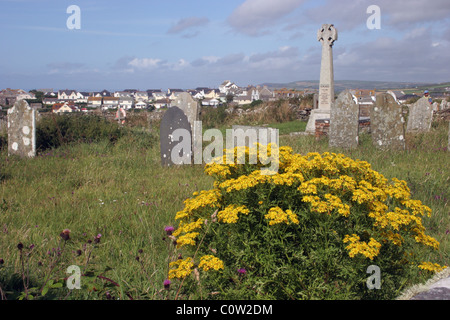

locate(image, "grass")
[[0, 118, 448, 300]]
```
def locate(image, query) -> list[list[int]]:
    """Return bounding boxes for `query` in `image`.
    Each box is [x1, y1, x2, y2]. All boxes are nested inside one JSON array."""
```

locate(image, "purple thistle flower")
[[237, 268, 247, 275], [164, 279, 171, 290], [164, 226, 175, 235]]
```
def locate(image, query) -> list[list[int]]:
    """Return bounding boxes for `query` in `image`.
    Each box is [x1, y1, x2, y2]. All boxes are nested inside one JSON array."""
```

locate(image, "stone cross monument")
[[306, 24, 338, 134]]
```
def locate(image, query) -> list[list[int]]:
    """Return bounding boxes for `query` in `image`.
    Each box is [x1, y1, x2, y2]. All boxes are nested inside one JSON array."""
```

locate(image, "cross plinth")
[[305, 24, 338, 134]]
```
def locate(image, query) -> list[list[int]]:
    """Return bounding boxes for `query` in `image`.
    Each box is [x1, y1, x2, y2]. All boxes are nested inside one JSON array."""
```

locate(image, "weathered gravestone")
[[173, 92, 200, 135], [306, 24, 338, 134], [371, 93, 405, 150], [7, 100, 36, 158], [329, 90, 359, 149], [159, 106, 192, 166], [231, 125, 279, 148], [406, 96, 433, 132], [173, 92, 201, 163]]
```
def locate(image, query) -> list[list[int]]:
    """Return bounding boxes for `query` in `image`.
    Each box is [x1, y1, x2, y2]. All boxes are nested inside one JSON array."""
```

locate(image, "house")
[[53, 102, 77, 113], [114, 91, 133, 98], [257, 86, 275, 102], [0, 88, 29, 106], [219, 80, 239, 94], [134, 91, 149, 102], [167, 89, 184, 100], [201, 98, 220, 107], [147, 89, 166, 101], [58, 90, 79, 101], [102, 97, 119, 109], [87, 97, 102, 108], [135, 101, 147, 109], [119, 97, 134, 110], [92, 90, 112, 98], [43, 98, 59, 106], [233, 94, 252, 105], [203, 89, 220, 100], [76, 92, 90, 104], [152, 98, 171, 109]]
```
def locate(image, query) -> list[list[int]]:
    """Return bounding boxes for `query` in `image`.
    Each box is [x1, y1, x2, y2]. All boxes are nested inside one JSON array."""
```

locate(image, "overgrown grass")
[[0, 117, 448, 300]]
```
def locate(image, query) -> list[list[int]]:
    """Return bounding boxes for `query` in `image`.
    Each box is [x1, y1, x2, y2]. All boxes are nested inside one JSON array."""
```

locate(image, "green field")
[[0, 116, 448, 300]]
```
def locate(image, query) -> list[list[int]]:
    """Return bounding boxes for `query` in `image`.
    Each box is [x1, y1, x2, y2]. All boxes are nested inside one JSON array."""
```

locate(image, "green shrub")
[[168, 145, 446, 300], [36, 114, 123, 152]]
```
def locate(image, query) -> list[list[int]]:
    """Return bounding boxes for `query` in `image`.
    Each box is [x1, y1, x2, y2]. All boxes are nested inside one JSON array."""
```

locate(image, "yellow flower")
[[264, 207, 299, 226], [343, 234, 381, 260], [176, 232, 199, 248], [418, 262, 447, 273], [217, 204, 250, 224], [168, 258, 194, 279], [198, 255, 224, 272]]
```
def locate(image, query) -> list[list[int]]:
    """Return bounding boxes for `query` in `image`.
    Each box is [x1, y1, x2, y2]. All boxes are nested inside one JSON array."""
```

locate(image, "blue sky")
[[1, 0, 449, 91]]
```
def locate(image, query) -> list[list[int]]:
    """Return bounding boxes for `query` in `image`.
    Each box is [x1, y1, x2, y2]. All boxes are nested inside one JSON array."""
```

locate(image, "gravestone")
[[7, 100, 36, 158], [173, 92, 200, 134], [329, 90, 359, 149], [371, 93, 405, 150], [231, 125, 279, 148], [159, 106, 192, 166], [306, 24, 338, 134], [406, 96, 433, 132], [173, 92, 201, 163]]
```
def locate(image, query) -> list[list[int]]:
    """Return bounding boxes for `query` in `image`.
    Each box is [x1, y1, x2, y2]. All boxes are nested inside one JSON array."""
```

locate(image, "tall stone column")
[[306, 24, 338, 134]]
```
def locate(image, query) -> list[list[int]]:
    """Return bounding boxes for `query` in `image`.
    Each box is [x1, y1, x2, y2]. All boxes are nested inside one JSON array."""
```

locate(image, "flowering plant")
[[168, 144, 446, 299]]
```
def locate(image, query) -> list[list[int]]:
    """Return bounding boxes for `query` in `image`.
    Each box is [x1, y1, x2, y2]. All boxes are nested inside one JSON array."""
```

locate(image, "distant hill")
[[260, 80, 450, 93]]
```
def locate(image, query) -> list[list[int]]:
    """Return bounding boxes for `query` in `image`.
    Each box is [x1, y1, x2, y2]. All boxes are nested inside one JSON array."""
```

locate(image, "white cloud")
[[128, 58, 162, 69], [228, 0, 307, 36]]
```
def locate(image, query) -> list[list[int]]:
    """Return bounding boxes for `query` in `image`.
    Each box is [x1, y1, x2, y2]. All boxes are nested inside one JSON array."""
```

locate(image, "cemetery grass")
[[0, 121, 448, 300]]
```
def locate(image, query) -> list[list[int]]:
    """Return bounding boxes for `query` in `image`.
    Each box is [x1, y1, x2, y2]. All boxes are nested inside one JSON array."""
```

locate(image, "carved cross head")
[[317, 24, 338, 47]]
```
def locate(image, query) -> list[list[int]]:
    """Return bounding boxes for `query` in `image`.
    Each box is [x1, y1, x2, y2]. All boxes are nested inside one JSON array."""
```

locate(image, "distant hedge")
[[36, 114, 123, 151]]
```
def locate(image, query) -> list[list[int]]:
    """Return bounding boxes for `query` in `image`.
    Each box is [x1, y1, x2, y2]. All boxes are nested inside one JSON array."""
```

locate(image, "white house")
[[135, 101, 147, 109], [87, 97, 102, 108], [153, 98, 171, 109], [219, 80, 239, 94], [58, 90, 79, 100], [114, 91, 133, 98], [119, 97, 134, 109], [102, 97, 119, 109], [134, 91, 149, 102]]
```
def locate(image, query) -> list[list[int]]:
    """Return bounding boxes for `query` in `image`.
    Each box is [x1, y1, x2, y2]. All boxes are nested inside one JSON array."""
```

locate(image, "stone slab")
[[329, 90, 359, 149], [371, 94, 405, 150], [159, 106, 192, 166], [7, 99, 36, 158], [406, 96, 433, 132]]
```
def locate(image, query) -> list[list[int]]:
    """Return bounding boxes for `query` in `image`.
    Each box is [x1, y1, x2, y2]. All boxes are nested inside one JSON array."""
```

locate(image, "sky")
[[1, 0, 450, 92]]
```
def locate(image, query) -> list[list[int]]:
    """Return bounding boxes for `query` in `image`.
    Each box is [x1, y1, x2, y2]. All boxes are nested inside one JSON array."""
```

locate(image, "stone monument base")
[[305, 109, 331, 134]]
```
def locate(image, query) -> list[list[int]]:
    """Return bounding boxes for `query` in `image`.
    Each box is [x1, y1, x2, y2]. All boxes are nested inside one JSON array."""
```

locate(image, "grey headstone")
[[7, 100, 36, 158], [406, 96, 433, 132], [159, 106, 192, 166], [329, 90, 359, 149], [173, 92, 200, 134], [371, 94, 405, 150]]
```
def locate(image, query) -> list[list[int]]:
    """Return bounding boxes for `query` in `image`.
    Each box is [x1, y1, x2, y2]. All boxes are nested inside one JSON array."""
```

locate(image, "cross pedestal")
[[306, 24, 338, 134]]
